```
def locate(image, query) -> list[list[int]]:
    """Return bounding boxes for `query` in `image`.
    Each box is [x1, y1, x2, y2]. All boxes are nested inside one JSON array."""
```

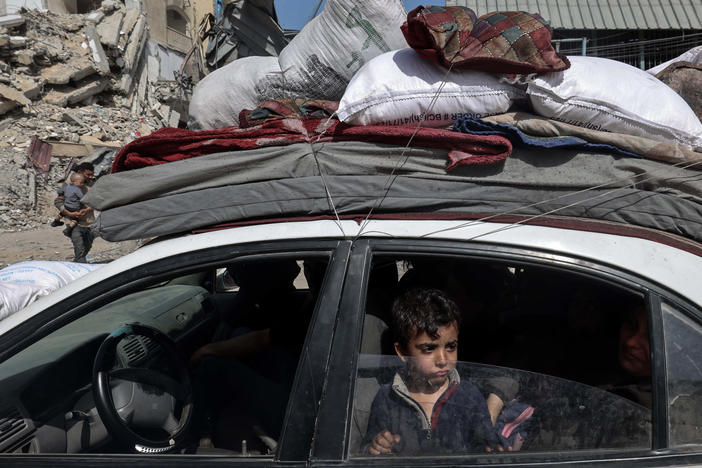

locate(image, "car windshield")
[[0, 284, 209, 382]]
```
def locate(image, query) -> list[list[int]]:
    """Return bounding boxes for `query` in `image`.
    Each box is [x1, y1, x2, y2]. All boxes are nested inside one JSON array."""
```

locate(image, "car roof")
[[3, 218, 702, 337]]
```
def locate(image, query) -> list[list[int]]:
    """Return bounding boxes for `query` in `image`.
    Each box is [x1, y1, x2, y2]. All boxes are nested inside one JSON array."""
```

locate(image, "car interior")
[[2, 249, 702, 458], [0, 254, 330, 456], [351, 255, 653, 456]]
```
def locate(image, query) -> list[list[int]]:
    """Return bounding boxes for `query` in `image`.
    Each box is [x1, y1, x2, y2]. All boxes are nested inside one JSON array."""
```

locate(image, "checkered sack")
[[401, 6, 570, 74]]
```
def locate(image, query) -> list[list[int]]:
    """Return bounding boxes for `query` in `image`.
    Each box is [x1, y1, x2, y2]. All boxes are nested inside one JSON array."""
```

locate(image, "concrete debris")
[[0, 83, 31, 105], [120, 8, 139, 42], [123, 15, 146, 73], [0, 100, 16, 114], [10, 36, 28, 48], [14, 75, 41, 100], [96, 10, 123, 48], [14, 48, 35, 65], [0, 15, 25, 29], [41, 60, 95, 84], [84, 23, 110, 74], [0, 5, 193, 234], [102, 0, 120, 13], [0, 8, 187, 118], [85, 11, 105, 24], [61, 110, 89, 129]]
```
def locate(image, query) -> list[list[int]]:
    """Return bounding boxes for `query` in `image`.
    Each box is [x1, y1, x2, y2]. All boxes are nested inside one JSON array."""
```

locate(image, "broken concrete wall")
[[143, 0, 210, 48], [0, 2, 192, 117], [142, 0, 165, 42], [150, 42, 184, 81]]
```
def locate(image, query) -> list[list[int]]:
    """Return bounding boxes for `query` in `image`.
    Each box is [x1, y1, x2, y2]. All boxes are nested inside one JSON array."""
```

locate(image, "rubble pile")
[[0, 3, 190, 235], [0, 103, 155, 232], [0, 2, 154, 113]]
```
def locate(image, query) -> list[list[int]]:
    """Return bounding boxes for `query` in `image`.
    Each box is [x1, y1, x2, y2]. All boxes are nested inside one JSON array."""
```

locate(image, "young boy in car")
[[363, 288, 497, 455]]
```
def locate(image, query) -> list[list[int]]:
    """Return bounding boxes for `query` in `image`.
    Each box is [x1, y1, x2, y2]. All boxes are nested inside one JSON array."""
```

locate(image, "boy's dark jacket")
[[362, 368, 497, 454]]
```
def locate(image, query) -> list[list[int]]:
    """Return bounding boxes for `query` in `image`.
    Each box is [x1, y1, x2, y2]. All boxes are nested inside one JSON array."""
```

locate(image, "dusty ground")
[[0, 227, 140, 267]]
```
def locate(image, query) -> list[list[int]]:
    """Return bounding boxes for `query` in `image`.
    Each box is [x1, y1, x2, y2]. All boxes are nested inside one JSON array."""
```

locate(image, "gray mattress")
[[83, 141, 702, 242]]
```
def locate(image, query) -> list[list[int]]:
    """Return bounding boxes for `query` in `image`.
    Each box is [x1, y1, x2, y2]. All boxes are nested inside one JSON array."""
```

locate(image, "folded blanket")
[[111, 118, 512, 173], [483, 112, 702, 168], [454, 117, 642, 159], [402, 6, 569, 74]]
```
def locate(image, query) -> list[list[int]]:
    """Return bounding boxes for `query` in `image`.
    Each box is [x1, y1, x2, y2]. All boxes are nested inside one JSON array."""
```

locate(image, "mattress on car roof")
[[91, 172, 702, 244], [83, 140, 702, 243]]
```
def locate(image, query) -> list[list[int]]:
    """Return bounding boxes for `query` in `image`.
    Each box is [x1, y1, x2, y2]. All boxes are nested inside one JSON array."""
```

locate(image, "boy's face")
[[395, 323, 459, 388]]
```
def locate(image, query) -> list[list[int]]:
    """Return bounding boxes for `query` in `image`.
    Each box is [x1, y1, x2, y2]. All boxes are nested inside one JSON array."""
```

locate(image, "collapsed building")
[[0, 0, 199, 123], [0, 0, 211, 234]]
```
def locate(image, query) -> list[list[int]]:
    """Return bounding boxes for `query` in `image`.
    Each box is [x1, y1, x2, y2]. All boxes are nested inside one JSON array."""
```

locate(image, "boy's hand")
[[369, 430, 401, 455], [486, 444, 510, 453]]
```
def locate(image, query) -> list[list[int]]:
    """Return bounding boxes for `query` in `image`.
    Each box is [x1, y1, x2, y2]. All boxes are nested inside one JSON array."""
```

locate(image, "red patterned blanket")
[[111, 118, 512, 173]]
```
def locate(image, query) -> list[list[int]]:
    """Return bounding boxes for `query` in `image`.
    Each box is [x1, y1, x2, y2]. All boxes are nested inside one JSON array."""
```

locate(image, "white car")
[[1, 213, 701, 464], [1, 139, 702, 466]]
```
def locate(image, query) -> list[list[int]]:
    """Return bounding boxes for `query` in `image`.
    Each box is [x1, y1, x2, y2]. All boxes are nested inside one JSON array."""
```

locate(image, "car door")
[[311, 237, 702, 467], [0, 239, 351, 468]]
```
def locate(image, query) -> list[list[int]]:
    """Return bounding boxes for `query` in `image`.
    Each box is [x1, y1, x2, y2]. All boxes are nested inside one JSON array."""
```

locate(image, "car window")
[[662, 301, 702, 448], [350, 255, 652, 457], [352, 358, 650, 455], [0, 255, 329, 458]]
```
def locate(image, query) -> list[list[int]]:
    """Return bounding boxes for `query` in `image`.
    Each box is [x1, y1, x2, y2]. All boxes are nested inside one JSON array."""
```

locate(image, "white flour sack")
[[188, 56, 282, 129], [0, 261, 102, 320], [337, 48, 526, 127], [277, 0, 408, 100], [527, 55, 702, 148]]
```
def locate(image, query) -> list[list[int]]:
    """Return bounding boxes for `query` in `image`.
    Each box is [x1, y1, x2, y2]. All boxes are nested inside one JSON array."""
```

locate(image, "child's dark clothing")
[[362, 369, 496, 455]]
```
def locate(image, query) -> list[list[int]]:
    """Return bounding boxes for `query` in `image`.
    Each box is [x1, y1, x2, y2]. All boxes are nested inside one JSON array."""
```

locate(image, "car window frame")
[[655, 293, 702, 450], [0, 238, 350, 467], [311, 237, 702, 467]]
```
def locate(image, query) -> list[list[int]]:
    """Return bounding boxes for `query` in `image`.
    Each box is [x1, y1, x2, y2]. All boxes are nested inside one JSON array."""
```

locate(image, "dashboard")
[[0, 284, 212, 454]]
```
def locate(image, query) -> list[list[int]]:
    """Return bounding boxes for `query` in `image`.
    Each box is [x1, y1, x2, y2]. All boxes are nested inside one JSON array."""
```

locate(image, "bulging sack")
[[188, 56, 283, 129], [0, 261, 102, 320], [527, 55, 702, 148], [337, 48, 526, 127], [277, 0, 408, 101]]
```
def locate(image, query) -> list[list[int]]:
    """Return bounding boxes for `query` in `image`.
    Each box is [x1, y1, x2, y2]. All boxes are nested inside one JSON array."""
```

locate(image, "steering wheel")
[[92, 324, 193, 453]]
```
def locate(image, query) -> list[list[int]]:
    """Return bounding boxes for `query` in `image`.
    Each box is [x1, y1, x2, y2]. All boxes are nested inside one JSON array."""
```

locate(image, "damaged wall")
[[149, 42, 183, 81], [142, 0, 212, 81]]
